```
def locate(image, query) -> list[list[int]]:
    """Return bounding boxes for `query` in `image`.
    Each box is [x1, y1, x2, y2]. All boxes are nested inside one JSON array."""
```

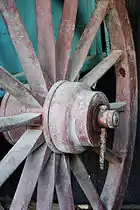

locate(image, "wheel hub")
[[43, 80, 118, 154], [1, 80, 120, 155]]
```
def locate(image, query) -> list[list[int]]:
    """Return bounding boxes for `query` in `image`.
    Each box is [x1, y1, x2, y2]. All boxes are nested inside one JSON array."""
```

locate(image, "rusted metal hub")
[[43, 81, 119, 154], [98, 105, 119, 129]]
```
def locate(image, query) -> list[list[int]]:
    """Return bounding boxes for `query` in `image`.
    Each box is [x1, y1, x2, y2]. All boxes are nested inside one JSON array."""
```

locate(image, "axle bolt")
[[98, 105, 119, 129]]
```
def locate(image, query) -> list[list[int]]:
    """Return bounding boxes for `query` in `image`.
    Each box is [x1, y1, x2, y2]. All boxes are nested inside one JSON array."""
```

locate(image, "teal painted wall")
[[0, 0, 110, 97]]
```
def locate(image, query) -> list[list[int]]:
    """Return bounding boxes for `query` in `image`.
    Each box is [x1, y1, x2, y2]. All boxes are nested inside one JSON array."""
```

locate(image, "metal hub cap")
[[98, 105, 120, 129], [43, 80, 111, 154]]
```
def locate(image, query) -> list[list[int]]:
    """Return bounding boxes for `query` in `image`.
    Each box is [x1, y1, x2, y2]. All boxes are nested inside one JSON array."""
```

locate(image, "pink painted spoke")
[[70, 155, 104, 210], [10, 143, 50, 210], [37, 153, 60, 210], [0, 1, 48, 97], [68, 0, 109, 81], [0, 129, 42, 188], [80, 50, 122, 86], [0, 113, 41, 132], [56, 155, 75, 210], [36, 0, 56, 83], [0, 67, 41, 108], [56, 0, 78, 80]]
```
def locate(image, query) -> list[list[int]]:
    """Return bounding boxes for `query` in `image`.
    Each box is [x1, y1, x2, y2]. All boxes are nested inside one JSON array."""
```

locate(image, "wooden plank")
[[80, 50, 122, 86], [0, 67, 41, 108], [0, 203, 4, 210], [70, 155, 104, 210], [0, 129, 42, 187], [36, 0, 56, 83], [56, 155, 75, 210], [56, 0, 78, 80], [0, 113, 41, 132], [68, 0, 109, 81], [10, 143, 51, 210], [37, 153, 60, 210], [93, 147, 122, 164], [109, 102, 127, 112]]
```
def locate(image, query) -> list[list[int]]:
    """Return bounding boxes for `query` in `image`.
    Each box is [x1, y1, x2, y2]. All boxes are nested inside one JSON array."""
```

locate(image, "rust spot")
[[119, 68, 126, 78]]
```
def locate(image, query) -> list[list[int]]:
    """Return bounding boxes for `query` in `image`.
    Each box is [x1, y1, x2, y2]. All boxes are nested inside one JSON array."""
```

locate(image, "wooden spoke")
[[109, 102, 127, 112], [80, 50, 122, 86], [93, 148, 122, 164], [0, 67, 41, 108], [68, 0, 109, 81], [70, 155, 104, 210], [56, 0, 78, 80], [0, 129, 42, 187], [56, 155, 74, 210], [0, 1, 48, 97], [0, 113, 41, 132], [36, 0, 56, 83], [10, 143, 50, 210], [37, 153, 60, 210], [0, 203, 4, 210]]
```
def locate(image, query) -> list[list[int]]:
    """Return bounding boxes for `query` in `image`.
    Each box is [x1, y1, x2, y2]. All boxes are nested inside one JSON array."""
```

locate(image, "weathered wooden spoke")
[[56, 155, 75, 210], [56, 0, 78, 80], [93, 147, 122, 164], [68, 0, 109, 81], [70, 155, 104, 210], [10, 143, 50, 210], [0, 129, 42, 187], [109, 102, 127, 112], [0, 203, 4, 210], [80, 50, 122, 87], [0, 67, 41, 108], [0, 1, 48, 97], [36, 0, 56, 83], [37, 153, 59, 210], [0, 113, 41, 132]]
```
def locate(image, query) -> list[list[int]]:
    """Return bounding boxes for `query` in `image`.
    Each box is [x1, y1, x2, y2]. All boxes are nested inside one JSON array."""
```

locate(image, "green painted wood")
[[0, 0, 110, 97]]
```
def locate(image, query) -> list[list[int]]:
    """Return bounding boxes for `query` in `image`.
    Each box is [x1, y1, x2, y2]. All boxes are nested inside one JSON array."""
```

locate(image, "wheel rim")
[[101, 1, 137, 209], [0, 0, 137, 210]]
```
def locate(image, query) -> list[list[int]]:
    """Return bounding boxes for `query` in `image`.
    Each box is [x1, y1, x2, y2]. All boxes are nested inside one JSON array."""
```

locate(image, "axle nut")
[[98, 106, 119, 129]]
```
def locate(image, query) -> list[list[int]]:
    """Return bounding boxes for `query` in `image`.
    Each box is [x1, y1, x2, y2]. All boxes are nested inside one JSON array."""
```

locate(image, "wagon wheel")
[[0, 0, 137, 210]]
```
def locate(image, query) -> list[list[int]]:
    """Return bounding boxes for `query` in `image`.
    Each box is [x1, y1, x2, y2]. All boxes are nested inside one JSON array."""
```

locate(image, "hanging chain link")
[[100, 128, 107, 170]]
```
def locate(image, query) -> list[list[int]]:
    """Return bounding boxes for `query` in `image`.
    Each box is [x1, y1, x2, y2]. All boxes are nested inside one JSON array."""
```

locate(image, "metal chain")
[[100, 128, 107, 170]]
